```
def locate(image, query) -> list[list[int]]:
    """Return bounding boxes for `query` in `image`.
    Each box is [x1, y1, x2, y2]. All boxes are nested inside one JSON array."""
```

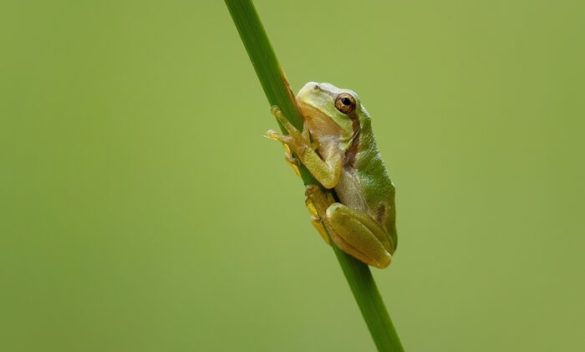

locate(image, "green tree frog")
[[267, 82, 397, 269]]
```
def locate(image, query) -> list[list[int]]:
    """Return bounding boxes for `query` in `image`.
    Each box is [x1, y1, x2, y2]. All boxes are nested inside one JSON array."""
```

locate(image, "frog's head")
[[296, 82, 368, 142]]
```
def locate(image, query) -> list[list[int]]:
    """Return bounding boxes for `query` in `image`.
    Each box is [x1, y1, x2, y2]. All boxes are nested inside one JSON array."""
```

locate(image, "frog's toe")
[[264, 129, 292, 144], [264, 129, 281, 140]]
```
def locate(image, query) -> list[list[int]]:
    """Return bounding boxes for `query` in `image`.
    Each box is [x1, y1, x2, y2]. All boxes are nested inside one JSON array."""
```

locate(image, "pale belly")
[[335, 168, 370, 214]]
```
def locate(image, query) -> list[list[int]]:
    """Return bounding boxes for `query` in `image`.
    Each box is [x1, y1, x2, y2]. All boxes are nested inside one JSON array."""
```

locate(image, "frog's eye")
[[335, 93, 357, 114]]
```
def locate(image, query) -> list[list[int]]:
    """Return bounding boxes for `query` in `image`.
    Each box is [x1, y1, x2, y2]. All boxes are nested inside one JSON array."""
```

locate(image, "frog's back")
[[334, 118, 397, 245]]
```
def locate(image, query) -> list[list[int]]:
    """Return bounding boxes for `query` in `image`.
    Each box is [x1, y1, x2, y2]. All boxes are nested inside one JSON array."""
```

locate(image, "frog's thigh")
[[326, 203, 392, 269]]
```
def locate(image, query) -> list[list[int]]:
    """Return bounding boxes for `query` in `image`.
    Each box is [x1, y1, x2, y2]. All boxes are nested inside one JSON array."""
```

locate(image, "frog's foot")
[[265, 131, 302, 176], [265, 129, 291, 143], [325, 203, 394, 269], [267, 106, 342, 190], [267, 106, 311, 156], [305, 185, 335, 214], [305, 185, 335, 244], [283, 144, 301, 176]]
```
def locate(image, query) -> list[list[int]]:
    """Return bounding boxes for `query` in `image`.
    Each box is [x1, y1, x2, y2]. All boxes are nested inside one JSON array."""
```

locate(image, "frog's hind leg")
[[304, 185, 393, 270], [325, 203, 394, 269]]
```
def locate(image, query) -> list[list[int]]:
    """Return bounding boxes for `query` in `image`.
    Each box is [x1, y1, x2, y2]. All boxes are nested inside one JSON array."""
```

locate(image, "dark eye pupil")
[[342, 98, 351, 106]]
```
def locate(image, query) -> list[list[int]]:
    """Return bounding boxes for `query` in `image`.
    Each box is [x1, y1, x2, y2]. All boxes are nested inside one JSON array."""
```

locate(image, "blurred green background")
[[1, 1, 584, 351]]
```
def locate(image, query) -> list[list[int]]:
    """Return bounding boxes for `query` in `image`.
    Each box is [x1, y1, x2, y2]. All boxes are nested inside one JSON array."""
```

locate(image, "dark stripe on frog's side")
[[344, 111, 361, 168]]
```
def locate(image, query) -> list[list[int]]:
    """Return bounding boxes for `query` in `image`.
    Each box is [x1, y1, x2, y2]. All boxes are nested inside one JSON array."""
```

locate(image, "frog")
[[266, 82, 397, 269]]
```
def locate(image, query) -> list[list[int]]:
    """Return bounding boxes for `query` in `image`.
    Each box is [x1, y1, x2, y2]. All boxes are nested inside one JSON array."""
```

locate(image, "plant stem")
[[225, 1, 404, 351], [333, 246, 403, 351]]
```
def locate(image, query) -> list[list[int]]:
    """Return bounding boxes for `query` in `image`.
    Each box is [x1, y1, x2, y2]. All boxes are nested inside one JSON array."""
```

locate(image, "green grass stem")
[[225, 1, 404, 351]]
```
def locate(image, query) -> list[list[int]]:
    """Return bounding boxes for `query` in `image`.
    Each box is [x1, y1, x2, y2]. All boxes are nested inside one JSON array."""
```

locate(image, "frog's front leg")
[[265, 106, 342, 189], [306, 186, 394, 269]]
